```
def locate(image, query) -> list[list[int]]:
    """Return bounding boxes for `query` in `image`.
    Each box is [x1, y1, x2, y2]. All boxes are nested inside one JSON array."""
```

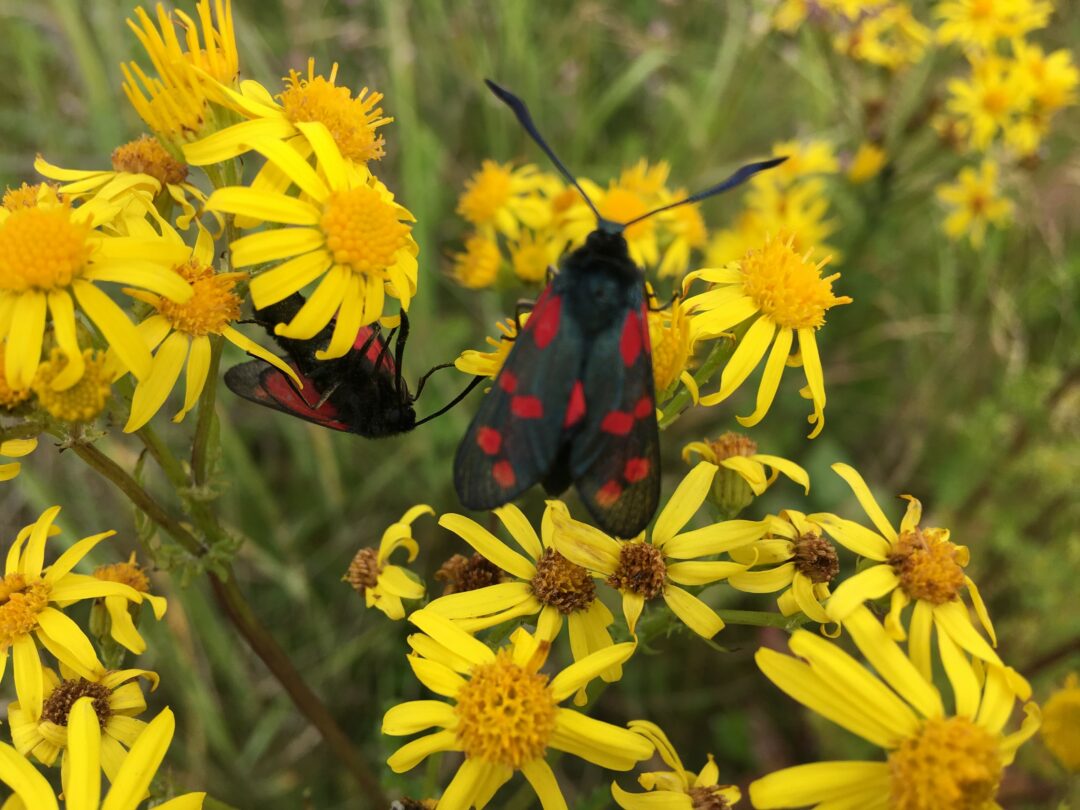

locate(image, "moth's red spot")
[[634, 396, 654, 420], [354, 326, 395, 373], [532, 295, 562, 348], [596, 480, 623, 507], [511, 395, 544, 419], [492, 460, 516, 489], [476, 427, 502, 455], [624, 457, 651, 483], [499, 370, 518, 393], [640, 304, 653, 355], [564, 380, 586, 428], [600, 411, 634, 436], [620, 312, 643, 366]]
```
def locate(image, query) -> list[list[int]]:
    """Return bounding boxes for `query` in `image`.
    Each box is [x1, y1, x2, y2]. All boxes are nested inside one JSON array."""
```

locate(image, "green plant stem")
[[190, 334, 224, 487], [658, 337, 737, 429], [69, 437, 390, 807], [715, 608, 809, 631]]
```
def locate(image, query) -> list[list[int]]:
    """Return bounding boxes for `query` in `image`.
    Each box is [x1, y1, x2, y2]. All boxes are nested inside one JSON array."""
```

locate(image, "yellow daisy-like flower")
[[427, 503, 619, 702], [123, 0, 238, 144], [847, 142, 887, 184], [32, 349, 111, 424], [750, 608, 1039, 809], [757, 140, 838, 189], [117, 223, 296, 432], [509, 229, 564, 285], [834, 3, 930, 71], [945, 55, 1029, 151], [450, 233, 503, 289], [3, 183, 53, 212], [682, 432, 810, 499], [1041, 672, 1080, 771], [93, 553, 168, 655], [454, 314, 526, 379], [684, 236, 851, 438], [457, 160, 551, 240], [9, 664, 157, 781], [648, 294, 696, 401], [0, 506, 151, 721], [344, 506, 431, 620], [552, 462, 764, 639], [206, 125, 419, 358], [383, 613, 651, 808], [588, 179, 660, 268], [0, 350, 32, 409], [35, 137, 213, 232], [185, 57, 391, 169], [0, 438, 37, 482], [936, 160, 1014, 249], [728, 510, 840, 634], [656, 190, 708, 279], [1011, 41, 1079, 115], [814, 463, 1021, 690], [0, 185, 191, 391], [934, 0, 1052, 49], [612, 720, 741, 809], [0, 697, 205, 810]]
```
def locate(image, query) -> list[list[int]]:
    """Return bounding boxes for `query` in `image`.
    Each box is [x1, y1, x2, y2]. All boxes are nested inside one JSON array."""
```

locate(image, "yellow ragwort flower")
[[344, 506, 431, 620], [684, 236, 851, 438], [1006, 40, 1080, 154], [657, 189, 708, 279], [648, 293, 695, 401], [0, 350, 32, 410], [934, 0, 1052, 49], [454, 314, 526, 379], [0, 438, 37, 482], [612, 720, 742, 809], [552, 462, 765, 638], [383, 614, 651, 808], [834, 3, 931, 71], [428, 503, 619, 703], [0, 185, 191, 390], [848, 142, 888, 184], [0, 507, 152, 720], [36, 137, 214, 232], [682, 432, 810, 499], [751, 608, 1039, 810], [815, 463, 1026, 693], [0, 697, 205, 810], [1041, 673, 1080, 771], [32, 349, 111, 423], [9, 663, 157, 781], [457, 160, 552, 240], [92, 553, 168, 654], [945, 54, 1030, 151], [728, 510, 840, 634], [118, 223, 296, 432], [936, 160, 1014, 248], [450, 233, 502, 289], [206, 124, 419, 358], [123, 0, 238, 144], [509, 229, 564, 284]]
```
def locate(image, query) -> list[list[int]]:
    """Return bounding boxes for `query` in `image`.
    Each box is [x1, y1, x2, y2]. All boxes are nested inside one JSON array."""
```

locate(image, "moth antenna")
[[414, 375, 486, 427], [620, 156, 788, 228], [484, 79, 611, 228]]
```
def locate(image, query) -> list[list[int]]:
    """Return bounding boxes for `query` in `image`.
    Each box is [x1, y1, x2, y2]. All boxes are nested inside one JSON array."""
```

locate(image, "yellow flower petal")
[[811, 514, 891, 560], [494, 504, 543, 561], [247, 137, 330, 202], [662, 519, 770, 559], [12, 636, 43, 722], [936, 624, 980, 719], [206, 187, 321, 226], [653, 462, 716, 547], [665, 560, 747, 586], [932, 600, 1001, 667], [623, 591, 646, 636], [386, 729, 457, 773], [381, 700, 456, 735], [521, 758, 568, 810], [182, 118, 295, 165], [72, 281, 151, 381], [663, 585, 724, 639], [229, 228, 324, 269], [798, 327, 827, 438], [425, 582, 536, 619], [102, 707, 174, 810], [34, 609, 103, 681], [551, 709, 654, 771], [408, 611, 495, 667], [248, 250, 332, 308], [749, 761, 889, 808], [612, 782, 692, 809], [825, 564, 900, 622], [549, 509, 621, 575], [46, 290, 85, 390], [700, 316, 775, 405], [6, 291, 47, 389], [549, 642, 637, 702], [174, 333, 211, 422], [829, 463, 898, 542], [273, 265, 349, 340], [66, 699, 101, 810], [737, 325, 793, 427], [124, 332, 189, 432], [909, 599, 934, 680], [728, 563, 796, 593], [752, 454, 810, 494], [438, 514, 537, 581], [315, 273, 364, 360], [21, 504, 59, 579], [0, 742, 59, 810]]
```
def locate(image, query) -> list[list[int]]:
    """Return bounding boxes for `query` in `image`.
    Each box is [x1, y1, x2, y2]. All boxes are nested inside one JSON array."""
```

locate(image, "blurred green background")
[[1, 0, 1078, 807]]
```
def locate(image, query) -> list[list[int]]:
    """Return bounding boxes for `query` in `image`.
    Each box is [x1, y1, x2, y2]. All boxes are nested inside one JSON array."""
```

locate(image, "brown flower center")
[[793, 532, 839, 584], [530, 549, 596, 614], [345, 547, 382, 593], [435, 553, 505, 595], [707, 431, 758, 460], [41, 678, 112, 727], [111, 135, 188, 187], [887, 527, 965, 604], [689, 786, 732, 810], [607, 541, 666, 600]]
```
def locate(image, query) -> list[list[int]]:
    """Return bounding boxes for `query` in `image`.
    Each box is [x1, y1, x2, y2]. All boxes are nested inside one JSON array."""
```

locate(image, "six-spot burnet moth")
[[225, 293, 483, 438], [453, 79, 786, 538]]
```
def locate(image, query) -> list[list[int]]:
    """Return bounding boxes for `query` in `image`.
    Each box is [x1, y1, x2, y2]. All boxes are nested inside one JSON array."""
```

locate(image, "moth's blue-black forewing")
[[453, 285, 584, 509], [570, 297, 661, 538]]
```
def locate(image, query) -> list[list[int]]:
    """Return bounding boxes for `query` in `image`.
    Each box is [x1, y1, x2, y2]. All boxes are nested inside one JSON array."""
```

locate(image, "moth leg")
[[647, 288, 681, 312], [413, 362, 456, 400], [513, 298, 537, 336], [313, 381, 342, 410], [392, 312, 410, 395]]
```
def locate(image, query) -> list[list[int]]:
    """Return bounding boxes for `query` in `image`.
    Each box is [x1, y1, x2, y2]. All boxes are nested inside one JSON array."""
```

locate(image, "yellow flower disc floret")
[[156, 261, 241, 336], [0, 203, 92, 291], [0, 575, 51, 649], [111, 135, 189, 188], [887, 527, 966, 604], [453, 648, 558, 768], [2, 183, 48, 212], [279, 64, 391, 164], [888, 716, 1002, 810], [458, 161, 513, 226], [1041, 674, 1080, 771], [94, 558, 151, 594], [322, 187, 410, 277], [739, 236, 850, 330], [601, 187, 651, 239], [32, 349, 111, 422], [0, 353, 31, 409]]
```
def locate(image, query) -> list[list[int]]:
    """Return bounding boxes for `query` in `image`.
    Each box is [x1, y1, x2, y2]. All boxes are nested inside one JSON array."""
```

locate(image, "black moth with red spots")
[[454, 80, 786, 538]]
